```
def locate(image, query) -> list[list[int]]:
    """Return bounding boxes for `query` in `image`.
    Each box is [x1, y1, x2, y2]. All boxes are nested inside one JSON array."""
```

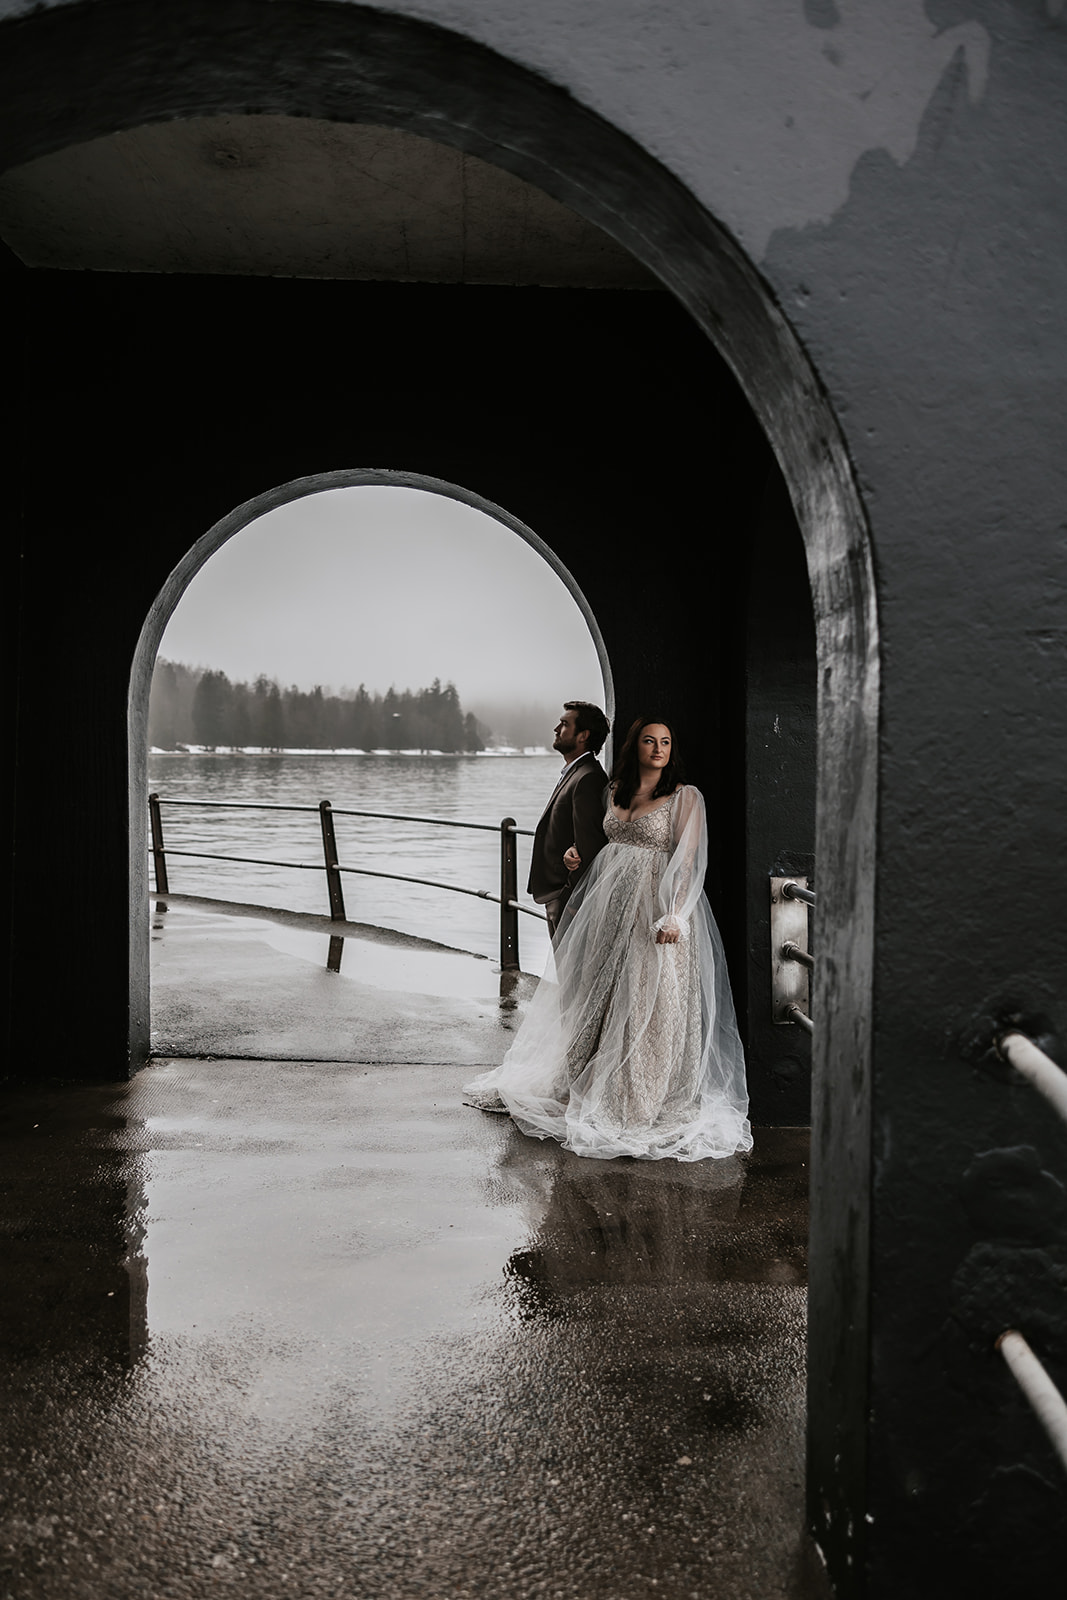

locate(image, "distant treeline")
[[149, 661, 491, 752], [465, 701, 560, 752]]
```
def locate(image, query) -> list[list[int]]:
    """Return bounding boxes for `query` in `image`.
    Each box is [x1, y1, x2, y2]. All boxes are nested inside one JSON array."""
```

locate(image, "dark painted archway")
[[0, 2, 877, 1587]]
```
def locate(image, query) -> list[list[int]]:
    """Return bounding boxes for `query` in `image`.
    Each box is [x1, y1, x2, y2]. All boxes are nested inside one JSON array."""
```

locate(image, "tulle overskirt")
[[464, 840, 752, 1162]]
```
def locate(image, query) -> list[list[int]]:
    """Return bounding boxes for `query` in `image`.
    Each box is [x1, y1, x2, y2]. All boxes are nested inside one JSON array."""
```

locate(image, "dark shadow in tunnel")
[[0, 1082, 148, 1374], [0, 3, 877, 1582]]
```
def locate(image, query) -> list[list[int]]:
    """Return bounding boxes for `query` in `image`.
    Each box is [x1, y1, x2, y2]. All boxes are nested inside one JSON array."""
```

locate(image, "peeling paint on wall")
[[0, 0, 991, 259]]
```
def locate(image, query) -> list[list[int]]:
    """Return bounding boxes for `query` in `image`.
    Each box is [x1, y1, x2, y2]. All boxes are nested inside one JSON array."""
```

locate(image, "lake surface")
[[147, 752, 564, 973]]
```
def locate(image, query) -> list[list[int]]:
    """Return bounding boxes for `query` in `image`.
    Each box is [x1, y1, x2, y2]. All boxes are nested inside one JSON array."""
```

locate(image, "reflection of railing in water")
[[148, 792, 547, 971]]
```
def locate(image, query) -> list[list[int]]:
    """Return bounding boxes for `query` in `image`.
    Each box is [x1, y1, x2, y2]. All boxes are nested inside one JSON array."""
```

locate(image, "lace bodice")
[[463, 781, 750, 1162], [603, 792, 676, 853]]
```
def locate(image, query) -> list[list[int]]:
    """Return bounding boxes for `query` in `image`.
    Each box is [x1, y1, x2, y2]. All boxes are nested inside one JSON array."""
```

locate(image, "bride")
[[464, 717, 752, 1162]]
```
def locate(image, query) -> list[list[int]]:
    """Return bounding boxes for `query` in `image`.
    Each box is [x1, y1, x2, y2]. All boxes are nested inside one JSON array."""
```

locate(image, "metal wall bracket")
[[770, 876, 811, 1026]]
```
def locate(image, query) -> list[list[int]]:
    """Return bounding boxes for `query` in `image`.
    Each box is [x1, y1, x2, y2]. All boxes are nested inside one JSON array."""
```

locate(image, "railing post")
[[499, 817, 519, 972], [148, 792, 169, 894], [319, 800, 347, 921]]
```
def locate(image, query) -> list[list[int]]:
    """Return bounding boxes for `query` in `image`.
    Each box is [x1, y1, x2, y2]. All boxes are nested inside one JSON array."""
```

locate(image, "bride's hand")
[[564, 847, 582, 872], [655, 924, 680, 944]]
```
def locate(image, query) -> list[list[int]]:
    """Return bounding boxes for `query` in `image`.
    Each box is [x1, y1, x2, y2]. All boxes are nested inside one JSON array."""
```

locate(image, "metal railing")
[[984, 1028, 1067, 1479], [771, 876, 816, 1033], [776, 866, 1067, 1472], [997, 1330, 1067, 1476], [148, 793, 547, 971], [997, 1029, 1067, 1132]]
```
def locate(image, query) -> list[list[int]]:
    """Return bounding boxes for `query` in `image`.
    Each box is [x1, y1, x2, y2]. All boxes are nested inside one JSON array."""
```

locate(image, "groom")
[[529, 701, 610, 937]]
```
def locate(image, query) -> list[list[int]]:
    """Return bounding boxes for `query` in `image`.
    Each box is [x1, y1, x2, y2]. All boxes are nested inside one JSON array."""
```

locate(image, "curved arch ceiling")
[[0, 113, 657, 287]]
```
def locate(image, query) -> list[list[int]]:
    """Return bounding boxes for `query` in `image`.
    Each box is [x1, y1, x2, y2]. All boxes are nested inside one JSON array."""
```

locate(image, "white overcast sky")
[[159, 486, 605, 712]]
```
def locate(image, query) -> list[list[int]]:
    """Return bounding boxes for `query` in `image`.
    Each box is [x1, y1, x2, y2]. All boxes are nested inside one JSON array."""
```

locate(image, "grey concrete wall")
[[1, 2, 1065, 1595], [758, 15, 1067, 1592]]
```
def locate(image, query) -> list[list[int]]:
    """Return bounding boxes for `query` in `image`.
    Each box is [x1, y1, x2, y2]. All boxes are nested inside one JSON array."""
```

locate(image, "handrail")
[[336, 806, 535, 839], [997, 1330, 1067, 1476], [156, 846, 545, 915], [150, 794, 535, 837], [148, 791, 548, 968], [154, 797, 322, 813], [980, 1038, 1067, 1478], [771, 875, 814, 1032], [161, 848, 323, 871], [508, 899, 545, 921], [785, 1003, 815, 1035], [334, 861, 544, 918], [996, 1031, 1067, 1131]]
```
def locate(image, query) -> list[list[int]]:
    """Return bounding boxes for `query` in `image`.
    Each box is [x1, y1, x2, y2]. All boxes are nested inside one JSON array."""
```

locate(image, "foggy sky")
[[159, 487, 605, 717]]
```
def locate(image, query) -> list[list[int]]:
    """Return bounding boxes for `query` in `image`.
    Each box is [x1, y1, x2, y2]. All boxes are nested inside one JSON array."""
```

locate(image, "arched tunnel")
[[4, 4, 1064, 1598]]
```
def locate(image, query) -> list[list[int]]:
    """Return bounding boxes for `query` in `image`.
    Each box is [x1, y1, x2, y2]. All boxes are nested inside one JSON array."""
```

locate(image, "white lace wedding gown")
[[464, 785, 752, 1162]]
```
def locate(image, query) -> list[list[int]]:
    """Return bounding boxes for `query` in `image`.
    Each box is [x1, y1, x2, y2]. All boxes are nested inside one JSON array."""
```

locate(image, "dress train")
[[464, 786, 751, 1163]]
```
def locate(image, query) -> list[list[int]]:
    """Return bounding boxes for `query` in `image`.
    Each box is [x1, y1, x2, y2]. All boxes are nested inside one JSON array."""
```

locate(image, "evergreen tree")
[[262, 682, 284, 750], [192, 669, 231, 747], [149, 660, 492, 752], [463, 711, 487, 752], [344, 685, 375, 750], [307, 685, 326, 748], [230, 679, 253, 748], [438, 681, 466, 752], [148, 659, 180, 749], [382, 687, 402, 750]]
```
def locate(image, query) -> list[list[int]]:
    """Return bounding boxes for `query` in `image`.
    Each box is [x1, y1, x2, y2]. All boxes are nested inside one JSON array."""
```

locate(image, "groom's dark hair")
[[564, 700, 610, 756]]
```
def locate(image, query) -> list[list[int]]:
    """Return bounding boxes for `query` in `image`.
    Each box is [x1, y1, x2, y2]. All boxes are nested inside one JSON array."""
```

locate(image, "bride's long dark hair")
[[610, 716, 685, 810]]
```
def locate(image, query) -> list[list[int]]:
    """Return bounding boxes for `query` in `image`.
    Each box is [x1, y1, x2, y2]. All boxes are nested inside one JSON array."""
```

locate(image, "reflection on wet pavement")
[[0, 1060, 826, 1599]]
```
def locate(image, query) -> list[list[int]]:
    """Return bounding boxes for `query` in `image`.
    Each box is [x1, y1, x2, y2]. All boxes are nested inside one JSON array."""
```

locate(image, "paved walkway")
[[0, 903, 827, 1599], [149, 896, 536, 1064]]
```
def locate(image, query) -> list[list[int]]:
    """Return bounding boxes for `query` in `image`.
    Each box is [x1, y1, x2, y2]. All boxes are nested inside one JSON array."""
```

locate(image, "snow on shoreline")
[[148, 745, 553, 758]]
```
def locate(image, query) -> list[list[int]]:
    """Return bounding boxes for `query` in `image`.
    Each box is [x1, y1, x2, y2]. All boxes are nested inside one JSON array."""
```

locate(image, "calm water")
[[147, 753, 563, 972]]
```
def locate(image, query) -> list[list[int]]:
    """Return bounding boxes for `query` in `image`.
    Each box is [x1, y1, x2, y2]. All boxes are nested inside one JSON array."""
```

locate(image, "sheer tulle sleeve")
[[652, 785, 707, 935], [462, 776, 750, 1161]]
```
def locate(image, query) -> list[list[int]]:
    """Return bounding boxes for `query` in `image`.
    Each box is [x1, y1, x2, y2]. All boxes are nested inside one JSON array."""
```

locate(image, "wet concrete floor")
[[149, 897, 535, 1065], [1, 1059, 827, 1600]]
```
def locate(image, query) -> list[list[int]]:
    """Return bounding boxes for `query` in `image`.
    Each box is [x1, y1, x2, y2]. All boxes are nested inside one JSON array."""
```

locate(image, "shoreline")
[[148, 746, 554, 758]]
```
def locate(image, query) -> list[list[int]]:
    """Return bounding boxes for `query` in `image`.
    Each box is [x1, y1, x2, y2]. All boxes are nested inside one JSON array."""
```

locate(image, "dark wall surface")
[[761, 14, 1067, 1592], [6, 271, 806, 1123], [3, 2, 1066, 1596], [741, 471, 817, 1112]]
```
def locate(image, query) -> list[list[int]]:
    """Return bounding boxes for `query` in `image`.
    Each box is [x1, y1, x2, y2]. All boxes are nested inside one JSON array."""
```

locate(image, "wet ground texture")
[[1, 1059, 826, 1600], [148, 896, 536, 1065]]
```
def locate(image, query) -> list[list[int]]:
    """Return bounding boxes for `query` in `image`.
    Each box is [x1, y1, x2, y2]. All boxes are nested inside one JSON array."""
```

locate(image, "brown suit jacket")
[[527, 754, 609, 907]]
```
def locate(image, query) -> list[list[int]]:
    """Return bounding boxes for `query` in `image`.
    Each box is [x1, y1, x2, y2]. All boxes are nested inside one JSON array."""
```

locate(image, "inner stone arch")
[[133, 467, 617, 1011], [0, 114, 659, 288]]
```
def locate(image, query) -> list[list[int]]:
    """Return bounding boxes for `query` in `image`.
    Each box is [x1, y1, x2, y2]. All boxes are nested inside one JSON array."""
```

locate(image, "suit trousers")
[[543, 892, 568, 940]]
